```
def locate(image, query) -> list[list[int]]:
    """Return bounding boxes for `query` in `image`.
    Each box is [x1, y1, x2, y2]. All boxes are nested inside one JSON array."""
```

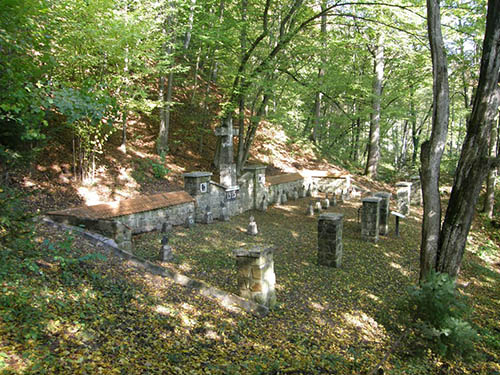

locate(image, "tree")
[[420, 0, 500, 279]]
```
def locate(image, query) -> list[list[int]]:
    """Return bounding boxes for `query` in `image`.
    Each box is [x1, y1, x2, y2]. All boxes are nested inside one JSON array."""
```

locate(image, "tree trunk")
[[437, 0, 500, 276], [484, 115, 499, 218], [419, 0, 449, 280], [365, 33, 384, 178]]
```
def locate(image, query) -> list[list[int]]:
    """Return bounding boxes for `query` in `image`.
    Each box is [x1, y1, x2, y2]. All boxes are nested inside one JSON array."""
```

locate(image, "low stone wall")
[[266, 173, 304, 204], [48, 191, 195, 235]]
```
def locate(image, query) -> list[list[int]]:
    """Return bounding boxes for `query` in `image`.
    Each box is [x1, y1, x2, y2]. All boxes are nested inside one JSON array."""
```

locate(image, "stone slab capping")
[[395, 181, 412, 215], [318, 213, 344, 267], [233, 246, 276, 308], [361, 197, 382, 243], [373, 192, 391, 236]]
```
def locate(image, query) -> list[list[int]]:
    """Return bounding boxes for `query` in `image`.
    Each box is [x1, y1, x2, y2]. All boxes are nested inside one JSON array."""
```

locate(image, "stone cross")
[[215, 117, 239, 187]]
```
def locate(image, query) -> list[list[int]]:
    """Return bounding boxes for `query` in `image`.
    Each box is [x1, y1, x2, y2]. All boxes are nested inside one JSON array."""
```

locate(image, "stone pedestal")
[[361, 197, 381, 243], [307, 202, 314, 216], [185, 215, 195, 228], [318, 213, 343, 267], [396, 182, 411, 215], [233, 246, 276, 308], [410, 176, 422, 206], [374, 192, 391, 236], [244, 165, 267, 210], [183, 171, 212, 196]]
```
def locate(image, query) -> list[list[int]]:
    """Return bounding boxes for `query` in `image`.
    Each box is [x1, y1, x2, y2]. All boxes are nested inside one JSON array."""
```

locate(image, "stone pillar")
[[374, 192, 391, 236], [317, 213, 343, 267], [244, 165, 267, 210], [183, 171, 212, 196], [361, 197, 381, 243], [233, 246, 276, 308], [396, 182, 412, 215], [410, 176, 422, 206], [215, 117, 239, 187], [184, 171, 213, 222]]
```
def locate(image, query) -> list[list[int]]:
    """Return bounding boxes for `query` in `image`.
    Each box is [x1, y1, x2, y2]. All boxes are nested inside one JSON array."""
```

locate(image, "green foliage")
[[151, 152, 170, 179], [408, 271, 477, 358], [0, 187, 34, 244]]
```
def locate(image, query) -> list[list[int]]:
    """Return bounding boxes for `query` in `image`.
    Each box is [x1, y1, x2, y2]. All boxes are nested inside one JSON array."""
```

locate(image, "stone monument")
[[247, 216, 258, 236], [318, 213, 344, 267], [361, 196, 381, 242], [233, 246, 276, 308], [373, 192, 391, 236]]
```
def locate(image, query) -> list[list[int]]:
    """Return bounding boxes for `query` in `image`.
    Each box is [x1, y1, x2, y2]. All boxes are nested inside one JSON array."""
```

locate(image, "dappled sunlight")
[[309, 301, 326, 312], [342, 311, 387, 342]]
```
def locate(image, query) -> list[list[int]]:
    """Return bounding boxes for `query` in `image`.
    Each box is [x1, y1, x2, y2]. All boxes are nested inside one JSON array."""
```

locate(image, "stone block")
[[361, 197, 381, 243], [318, 213, 344, 267], [373, 192, 391, 236], [233, 246, 276, 308]]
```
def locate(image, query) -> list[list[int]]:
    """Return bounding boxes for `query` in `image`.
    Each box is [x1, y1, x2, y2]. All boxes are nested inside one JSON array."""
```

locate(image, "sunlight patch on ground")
[[342, 311, 386, 342]]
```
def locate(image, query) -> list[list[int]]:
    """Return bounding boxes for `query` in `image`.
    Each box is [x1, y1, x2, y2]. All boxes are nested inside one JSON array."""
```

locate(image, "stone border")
[[42, 217, 269, 318]]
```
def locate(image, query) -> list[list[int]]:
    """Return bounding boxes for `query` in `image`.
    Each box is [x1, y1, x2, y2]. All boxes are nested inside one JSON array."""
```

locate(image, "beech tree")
[[420, 0, 500, 279]]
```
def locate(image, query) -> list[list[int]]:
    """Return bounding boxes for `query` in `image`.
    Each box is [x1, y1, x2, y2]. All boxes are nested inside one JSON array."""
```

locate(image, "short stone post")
[[374, 192, 391, 236], [233, 246, 276, 308], [396, 182, 412, 215], [331, 194, 337, 206], [220, 202, 230, 221], [185, 215, 195, 228], [317, 213, 343, 267], [203, 205, 213, 224], [307, 202, 314, 216], [275, 190, 281, 206], [114, 222, 132, 251], [322, 193, 330, 209], [410, 176, 422, 206], [314, 200, 322, 213], [361, 197, 382, 243], [160, 234, 174, 262], [292, 188, 299, 200], [306, 184, 312, 197], [247, 216, 258, 236]]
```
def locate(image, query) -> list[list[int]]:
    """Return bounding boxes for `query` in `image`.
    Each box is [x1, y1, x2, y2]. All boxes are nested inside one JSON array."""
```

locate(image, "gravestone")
[[292, 188, 299, 200], [315, 200, 322, 213], [410, 176, 422, 206], [275, 190, 281, 206], [396, 182, 412, 215], [203, 205, 213, 224], [247, 216, 258, 236], [331, 194, 337, 206], [220, 202, 230, 222], [322, 193, 330, 209], [233, 246, 276, 308], [307, 202, 314, 216], [318, 213, 343, 267], [185, 215, 195, 228], [160, 234, 174, 262], [361, 197, 381, 243], [373, 192, 391, 236]]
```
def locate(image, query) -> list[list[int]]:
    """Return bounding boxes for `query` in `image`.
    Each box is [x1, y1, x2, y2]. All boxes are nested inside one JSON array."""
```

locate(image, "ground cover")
[[1, 196, 499, 374]]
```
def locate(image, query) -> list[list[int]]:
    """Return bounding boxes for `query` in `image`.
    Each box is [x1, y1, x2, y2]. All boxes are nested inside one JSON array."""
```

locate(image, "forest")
[[1, 0, 500, 373]]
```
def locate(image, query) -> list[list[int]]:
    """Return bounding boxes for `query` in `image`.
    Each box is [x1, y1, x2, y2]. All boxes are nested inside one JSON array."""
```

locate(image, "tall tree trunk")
[[312, 1, 327, 144], [419, 0, 449, 280], [437, 0, 500, 276], [484, 115, 498, 218], [365, 33, 384, 178]]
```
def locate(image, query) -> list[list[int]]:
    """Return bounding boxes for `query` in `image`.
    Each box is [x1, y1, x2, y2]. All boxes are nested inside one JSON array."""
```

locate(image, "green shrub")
[[408, 271, 477, 358], [150, 151, 170, 179]]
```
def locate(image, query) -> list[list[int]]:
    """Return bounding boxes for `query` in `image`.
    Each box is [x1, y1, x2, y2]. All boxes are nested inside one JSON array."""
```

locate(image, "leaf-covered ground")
[[1, 196, 499, 374]]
